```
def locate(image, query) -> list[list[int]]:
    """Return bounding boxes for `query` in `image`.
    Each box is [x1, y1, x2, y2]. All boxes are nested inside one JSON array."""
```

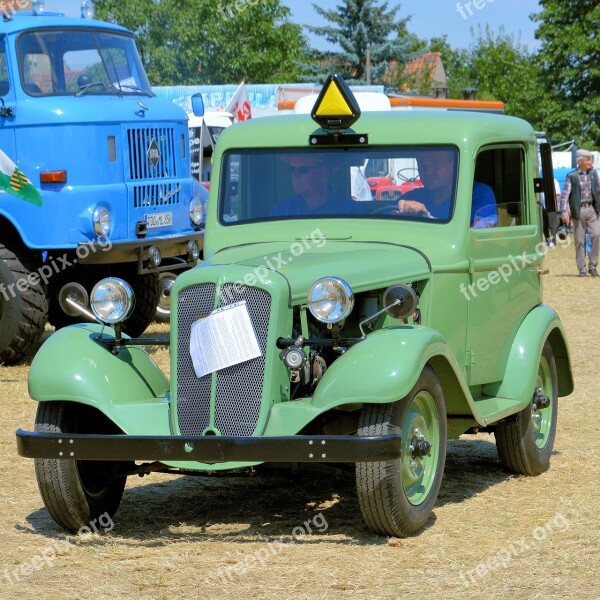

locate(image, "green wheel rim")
[[532, 355, 553, 449], [401, 391, 440, 506]]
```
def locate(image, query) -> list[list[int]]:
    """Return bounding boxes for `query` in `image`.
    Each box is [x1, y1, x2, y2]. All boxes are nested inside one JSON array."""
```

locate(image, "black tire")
[[118, 269, 159, 337], [0, 242, 48, 365], [34, 401, 129, 532], [495, 341, 558, 476], [356, 366, 447, 537]]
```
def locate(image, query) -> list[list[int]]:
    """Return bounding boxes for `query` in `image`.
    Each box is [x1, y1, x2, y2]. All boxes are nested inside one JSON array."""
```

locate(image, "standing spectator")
[[559, 149, 600, 276]]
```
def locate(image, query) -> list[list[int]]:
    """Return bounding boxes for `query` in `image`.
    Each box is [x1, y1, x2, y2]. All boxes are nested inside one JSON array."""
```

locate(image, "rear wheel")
[[356, 366, 447, 537], [495, 341, 558, 475], [34, 401, 129, 532], [0, 243, 48, 365]]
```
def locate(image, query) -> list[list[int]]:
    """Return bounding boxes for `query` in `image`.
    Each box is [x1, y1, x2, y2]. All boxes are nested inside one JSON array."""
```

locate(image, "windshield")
[[17, 29, 152, 96], [219, 146, 458, 224]]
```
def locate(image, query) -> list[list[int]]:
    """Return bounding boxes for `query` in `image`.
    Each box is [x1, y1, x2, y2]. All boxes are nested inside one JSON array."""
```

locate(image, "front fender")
[[310, 326, 478, 418], [492, 304, 574, 403], [28, 324, 171, 435]]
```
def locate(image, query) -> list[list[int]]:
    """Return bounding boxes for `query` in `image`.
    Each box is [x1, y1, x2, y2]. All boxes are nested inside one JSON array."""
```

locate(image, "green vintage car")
[[17, 76, 573, 537]]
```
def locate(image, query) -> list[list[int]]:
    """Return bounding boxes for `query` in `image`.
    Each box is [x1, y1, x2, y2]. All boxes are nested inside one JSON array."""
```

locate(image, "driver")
[[396, 150, 496, 225]]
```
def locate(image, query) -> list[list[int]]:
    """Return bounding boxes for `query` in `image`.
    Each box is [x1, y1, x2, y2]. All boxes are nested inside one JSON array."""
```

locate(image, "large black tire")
[[0, 242, 48, 365], [118, 269, 159, 337], [356, 366, 447, 537], [34, 401, 129, 532], [495, 341, 558, 476]]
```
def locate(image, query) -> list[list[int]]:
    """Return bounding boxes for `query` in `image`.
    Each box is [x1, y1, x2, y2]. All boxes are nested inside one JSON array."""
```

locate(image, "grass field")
[[1, 243, 599, 600]]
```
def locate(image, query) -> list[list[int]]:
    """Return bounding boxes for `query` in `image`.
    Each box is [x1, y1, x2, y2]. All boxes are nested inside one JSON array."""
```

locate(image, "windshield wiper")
[[75, 82, 106, 97], [116, 84, 154, 97]]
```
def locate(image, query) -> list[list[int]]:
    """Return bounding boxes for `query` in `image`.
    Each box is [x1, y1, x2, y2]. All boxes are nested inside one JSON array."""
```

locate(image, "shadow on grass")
[[20, 437, 525, 545]]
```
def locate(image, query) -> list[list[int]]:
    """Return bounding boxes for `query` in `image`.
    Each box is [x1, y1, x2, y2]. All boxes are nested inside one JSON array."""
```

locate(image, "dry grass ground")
[[1, 243, 599, 600]]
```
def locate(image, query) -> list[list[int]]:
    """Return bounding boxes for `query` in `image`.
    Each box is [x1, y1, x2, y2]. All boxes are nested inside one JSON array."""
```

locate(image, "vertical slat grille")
[[175, 283, 271, 438], [176, 284, 216, 436], [127, 127, 177, 181], [133, 183, 183, 208], [214, 285, 271, 436]]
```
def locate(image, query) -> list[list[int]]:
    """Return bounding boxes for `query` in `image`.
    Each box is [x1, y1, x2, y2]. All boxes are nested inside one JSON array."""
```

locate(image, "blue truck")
[[0, 7, 205, 364]]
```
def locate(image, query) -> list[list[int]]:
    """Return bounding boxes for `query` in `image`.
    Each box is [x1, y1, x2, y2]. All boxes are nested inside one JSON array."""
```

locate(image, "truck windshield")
[[219, 146, 458, 224], [17, 29, 152, 96]]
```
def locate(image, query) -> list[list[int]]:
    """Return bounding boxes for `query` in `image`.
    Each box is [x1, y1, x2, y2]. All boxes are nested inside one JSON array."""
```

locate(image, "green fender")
[[310, 325, 479, 419], [492, 304, 573, 404], [28, 324, 171, 435]]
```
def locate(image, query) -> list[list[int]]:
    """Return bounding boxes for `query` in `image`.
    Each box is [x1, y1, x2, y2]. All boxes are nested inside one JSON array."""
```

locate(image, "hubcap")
[[401, 391, 440, 505], [156, 272, 176, 316], [532, 357, 553, 449]]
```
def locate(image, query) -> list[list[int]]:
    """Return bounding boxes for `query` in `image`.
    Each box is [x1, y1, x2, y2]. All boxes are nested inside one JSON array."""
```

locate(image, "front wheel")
[[356, 366, 447, 537], [495, 341, 558, 475], [34, 401, 130, 532]]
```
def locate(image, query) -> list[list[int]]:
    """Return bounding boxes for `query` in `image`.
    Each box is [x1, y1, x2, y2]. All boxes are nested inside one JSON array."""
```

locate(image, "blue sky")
[[52, 0, 541, 50]]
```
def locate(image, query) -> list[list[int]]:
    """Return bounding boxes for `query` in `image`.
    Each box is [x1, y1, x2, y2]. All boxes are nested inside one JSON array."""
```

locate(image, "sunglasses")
[[286, 165, 320, 174]]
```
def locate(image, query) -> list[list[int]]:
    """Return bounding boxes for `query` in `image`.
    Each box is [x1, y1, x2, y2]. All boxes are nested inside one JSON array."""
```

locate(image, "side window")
[[472, 147, 526, 228], [0, 38, 9, 96]]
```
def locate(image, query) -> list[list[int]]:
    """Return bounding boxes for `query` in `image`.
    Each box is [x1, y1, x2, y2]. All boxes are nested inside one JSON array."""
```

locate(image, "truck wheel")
[[495, 341, 558, 476], [34, 401, 129, 532], [356, 366, 447, 537], [0, 242, 48, 365], [154, 271, 177, 323], [119, 270, 159, 337]]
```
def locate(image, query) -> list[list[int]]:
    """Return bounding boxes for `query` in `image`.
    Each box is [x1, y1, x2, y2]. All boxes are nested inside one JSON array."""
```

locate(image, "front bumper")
[[16, 430, 401, 464], [77, 231, 204, 271]]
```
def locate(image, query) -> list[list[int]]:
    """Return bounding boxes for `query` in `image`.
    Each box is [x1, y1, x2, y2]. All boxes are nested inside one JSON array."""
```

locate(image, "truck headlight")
[[90, 278, 135, 324], [308, 277, 354, 324], [190, 181, 207, 226], [93, 206, 111, 236]]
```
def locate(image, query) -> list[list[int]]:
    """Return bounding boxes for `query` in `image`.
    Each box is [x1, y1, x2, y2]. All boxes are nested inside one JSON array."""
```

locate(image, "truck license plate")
[[146, 212, 172, 228]]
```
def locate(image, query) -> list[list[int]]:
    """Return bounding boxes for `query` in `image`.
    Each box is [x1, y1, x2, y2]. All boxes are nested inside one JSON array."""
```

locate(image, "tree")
[[307, 0, 415, 85], [94, 0, 309, 85], [532, 0, 600, 147]]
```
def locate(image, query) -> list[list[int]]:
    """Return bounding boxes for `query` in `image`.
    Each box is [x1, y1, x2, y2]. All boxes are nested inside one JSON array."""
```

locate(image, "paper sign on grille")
[[189, 300, 262, 378]]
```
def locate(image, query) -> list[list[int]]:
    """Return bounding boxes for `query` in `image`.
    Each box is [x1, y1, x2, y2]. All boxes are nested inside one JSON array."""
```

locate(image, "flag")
[[224, 81, 252, 122], [0, 148, 42, 206]]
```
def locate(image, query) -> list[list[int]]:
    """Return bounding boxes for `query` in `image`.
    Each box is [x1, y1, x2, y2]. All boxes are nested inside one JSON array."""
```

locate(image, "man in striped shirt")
[[559, 149, 600, 277]]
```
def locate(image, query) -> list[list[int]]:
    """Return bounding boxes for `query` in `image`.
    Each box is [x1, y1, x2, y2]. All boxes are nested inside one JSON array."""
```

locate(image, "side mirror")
[[539, 142, 556, 212], [191, 93, 205, 117]]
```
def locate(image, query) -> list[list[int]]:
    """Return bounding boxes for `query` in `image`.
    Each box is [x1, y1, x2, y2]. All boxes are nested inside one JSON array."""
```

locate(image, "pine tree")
[[306, 1, 415, 85]]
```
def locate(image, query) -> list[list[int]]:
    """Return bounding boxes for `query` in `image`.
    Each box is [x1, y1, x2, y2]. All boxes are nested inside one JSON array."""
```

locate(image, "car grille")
[[132, 182, 183, 208], [176, 283, 271, 437], [127, 126, 177, 180]]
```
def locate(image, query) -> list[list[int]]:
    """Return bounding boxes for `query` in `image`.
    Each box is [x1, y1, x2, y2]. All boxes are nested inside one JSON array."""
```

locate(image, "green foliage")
[[307, 0, 414, 85], [94, 0, 309, 85], [532, 0, 600, 147]]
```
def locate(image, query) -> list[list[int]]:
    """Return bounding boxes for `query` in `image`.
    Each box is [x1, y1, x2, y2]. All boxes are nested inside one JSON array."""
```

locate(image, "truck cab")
[[0, 8, 205, 363]]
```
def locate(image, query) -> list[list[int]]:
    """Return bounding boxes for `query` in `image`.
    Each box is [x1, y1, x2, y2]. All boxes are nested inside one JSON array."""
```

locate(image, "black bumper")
[[16, 430, 401, 464]]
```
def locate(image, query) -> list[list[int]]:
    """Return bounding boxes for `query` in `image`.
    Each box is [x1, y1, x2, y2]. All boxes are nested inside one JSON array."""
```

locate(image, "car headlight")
[[93, 206, 111, 236], [90, 278, 135, 324], [308, 277, 354, 324], [190, 181, 207, 226]]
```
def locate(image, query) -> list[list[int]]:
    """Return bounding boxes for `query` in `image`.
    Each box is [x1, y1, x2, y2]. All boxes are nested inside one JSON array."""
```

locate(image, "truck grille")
[[133, 183, 183, 208], [127, 126, 177, 180], [176, 283, 271, 437]]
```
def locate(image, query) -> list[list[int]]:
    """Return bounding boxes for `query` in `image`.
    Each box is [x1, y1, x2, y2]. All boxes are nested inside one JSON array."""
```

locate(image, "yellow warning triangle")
[[315, 81, 353, 117]]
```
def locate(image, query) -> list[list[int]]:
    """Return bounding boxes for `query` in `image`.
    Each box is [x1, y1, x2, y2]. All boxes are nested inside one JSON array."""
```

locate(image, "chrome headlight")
[[90, 278, 135, 324], [308, 277, 354, 324], [93, 206, 111, 236], [190, 181, 207, 226]]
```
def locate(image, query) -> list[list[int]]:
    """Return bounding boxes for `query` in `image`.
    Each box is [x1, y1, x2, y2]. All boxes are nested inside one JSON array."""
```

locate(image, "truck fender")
[[28, 324, 170, 434], [311, 326, 479, 420], [492, 304, 574, 404]]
